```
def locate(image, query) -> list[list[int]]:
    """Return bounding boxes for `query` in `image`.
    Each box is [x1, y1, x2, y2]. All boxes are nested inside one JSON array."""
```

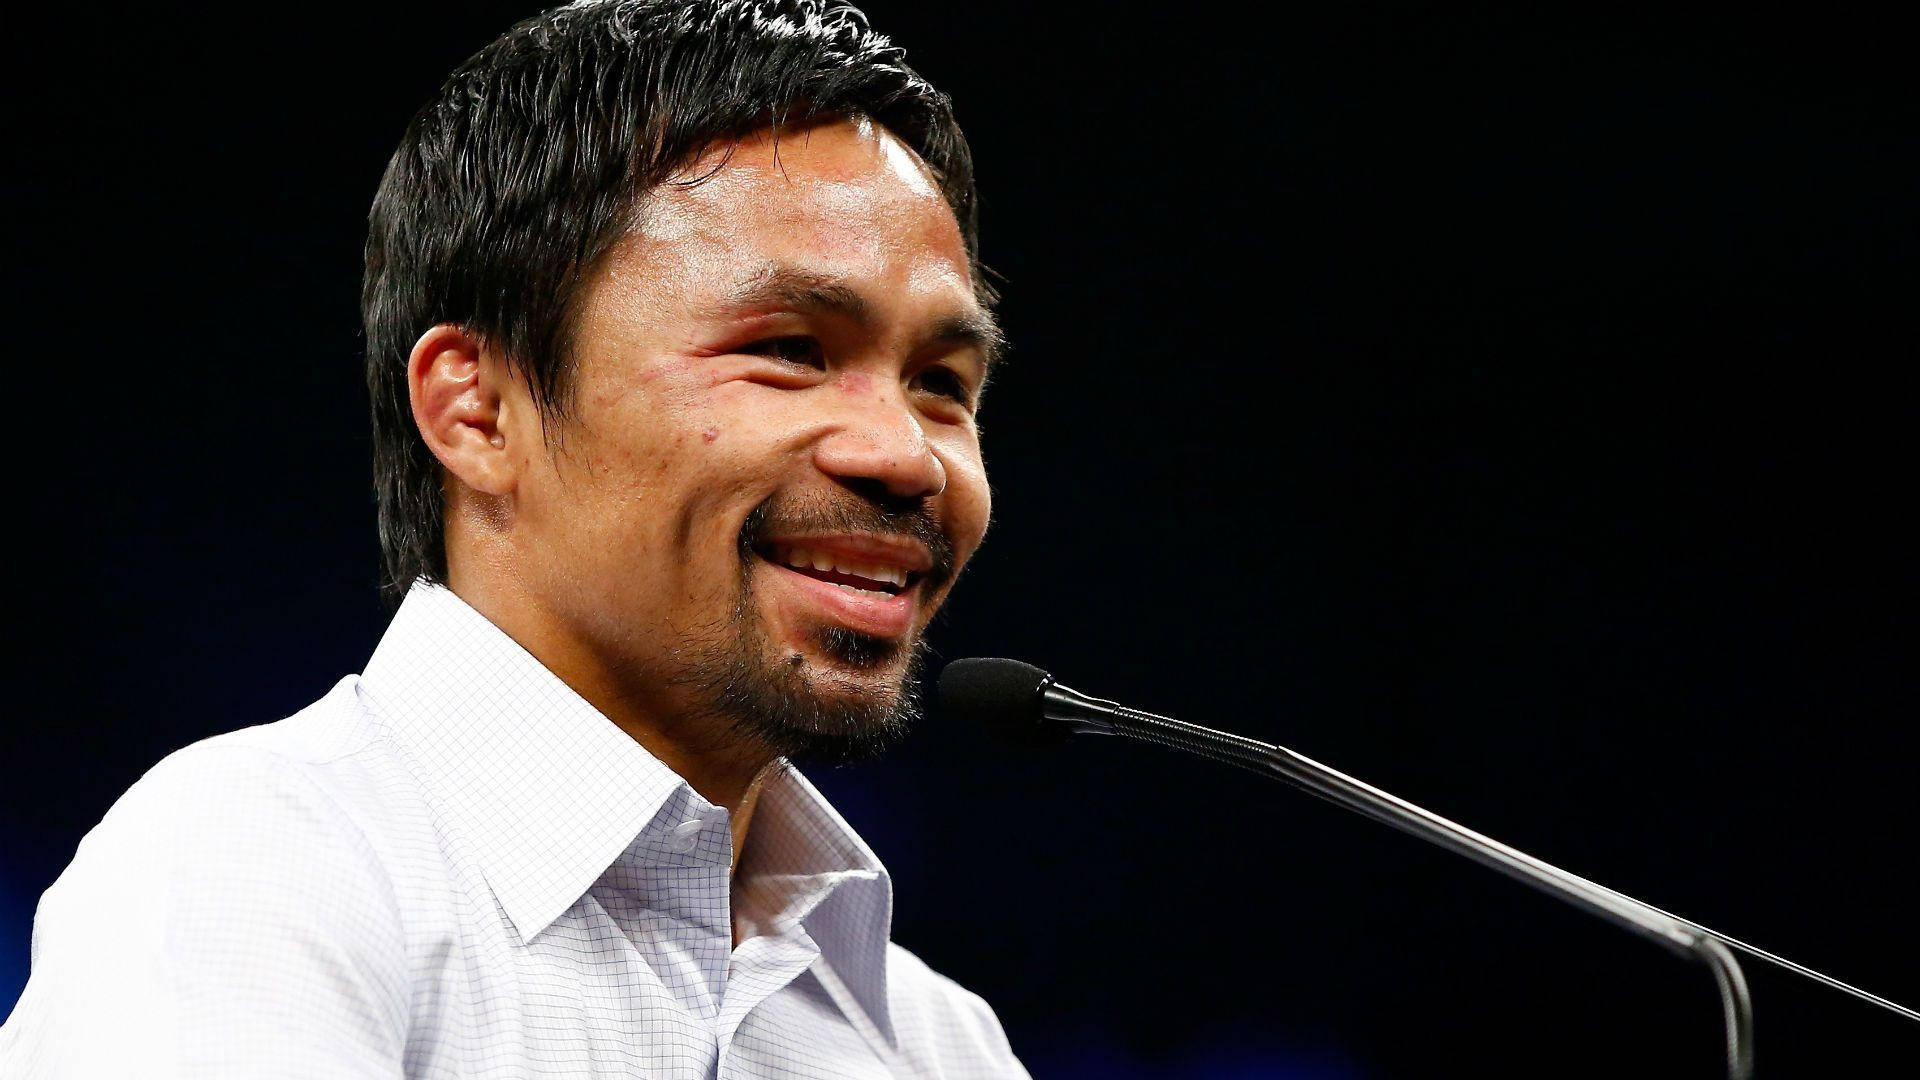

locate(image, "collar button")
[[669, 818, 705, 854]]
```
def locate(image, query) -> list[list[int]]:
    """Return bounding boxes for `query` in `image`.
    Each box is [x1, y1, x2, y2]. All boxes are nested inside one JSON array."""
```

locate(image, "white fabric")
[[1, 582, 1028, 1078]]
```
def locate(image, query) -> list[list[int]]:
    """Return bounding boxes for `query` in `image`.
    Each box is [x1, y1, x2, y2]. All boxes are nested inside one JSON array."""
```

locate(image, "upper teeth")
[[776, 546, 909, 588]]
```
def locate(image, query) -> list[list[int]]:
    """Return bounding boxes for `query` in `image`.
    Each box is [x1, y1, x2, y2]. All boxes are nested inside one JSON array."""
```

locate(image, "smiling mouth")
[[755, 542, 926, 597]]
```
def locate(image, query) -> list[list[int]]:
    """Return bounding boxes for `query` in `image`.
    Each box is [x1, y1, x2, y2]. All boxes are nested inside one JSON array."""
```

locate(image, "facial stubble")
[[668, 497, 953, 767]]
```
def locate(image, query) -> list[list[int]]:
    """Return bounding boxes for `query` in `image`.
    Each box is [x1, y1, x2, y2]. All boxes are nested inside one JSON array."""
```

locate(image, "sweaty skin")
[[407, 118, 994, 881]]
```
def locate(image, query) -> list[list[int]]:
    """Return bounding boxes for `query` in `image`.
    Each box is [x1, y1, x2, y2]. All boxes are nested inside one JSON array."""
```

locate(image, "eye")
[[741, 335, 826, 369], [911, 365, 973, 407]]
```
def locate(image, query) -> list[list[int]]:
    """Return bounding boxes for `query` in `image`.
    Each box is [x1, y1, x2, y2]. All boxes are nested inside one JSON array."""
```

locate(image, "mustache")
[[739, 489, 958, 591]]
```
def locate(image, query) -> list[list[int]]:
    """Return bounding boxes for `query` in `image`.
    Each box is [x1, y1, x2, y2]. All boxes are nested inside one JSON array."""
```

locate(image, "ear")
[[407, 324, 524, 498]]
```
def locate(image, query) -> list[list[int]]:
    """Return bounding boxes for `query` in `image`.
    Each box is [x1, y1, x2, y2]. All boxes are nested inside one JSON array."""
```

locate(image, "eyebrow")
[[718, 263, 1006, 370]]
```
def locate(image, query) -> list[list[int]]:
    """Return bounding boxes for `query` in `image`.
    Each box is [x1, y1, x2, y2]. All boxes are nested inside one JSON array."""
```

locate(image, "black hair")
[[362, 0, 987, 606]]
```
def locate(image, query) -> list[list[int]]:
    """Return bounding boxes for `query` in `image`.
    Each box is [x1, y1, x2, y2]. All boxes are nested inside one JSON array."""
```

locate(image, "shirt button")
[[669, 819, 705, 854]]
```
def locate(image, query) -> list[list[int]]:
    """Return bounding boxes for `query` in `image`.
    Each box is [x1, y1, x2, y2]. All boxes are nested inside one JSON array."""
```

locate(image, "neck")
[[444, 566, 779, 876]]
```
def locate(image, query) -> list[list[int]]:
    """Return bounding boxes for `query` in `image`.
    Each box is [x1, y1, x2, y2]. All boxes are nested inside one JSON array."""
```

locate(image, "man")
[[0, 1, 1027, 1075]]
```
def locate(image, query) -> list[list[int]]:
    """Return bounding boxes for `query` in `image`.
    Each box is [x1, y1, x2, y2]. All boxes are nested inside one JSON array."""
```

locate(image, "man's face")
[[509, 117, 994, 761]]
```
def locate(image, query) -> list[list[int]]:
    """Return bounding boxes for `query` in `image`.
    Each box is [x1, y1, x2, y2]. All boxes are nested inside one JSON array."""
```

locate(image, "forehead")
[[613, 117, 976, 311]]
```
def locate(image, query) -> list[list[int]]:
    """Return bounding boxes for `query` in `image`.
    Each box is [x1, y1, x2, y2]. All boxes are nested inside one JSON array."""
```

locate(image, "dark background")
[[5, 4, 1914, 1076]]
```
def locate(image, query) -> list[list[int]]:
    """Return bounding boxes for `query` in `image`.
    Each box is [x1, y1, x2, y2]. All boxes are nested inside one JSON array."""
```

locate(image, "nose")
[[812, 390, 947, 502]]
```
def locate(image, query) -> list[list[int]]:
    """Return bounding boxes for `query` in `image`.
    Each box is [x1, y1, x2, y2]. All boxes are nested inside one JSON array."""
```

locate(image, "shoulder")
[[26, 676, 421, 985], [886, 941, 1030, 1077], [73, 676, 403, 886], [49, 682, 407, 944], [3, 681, 416, 1073]]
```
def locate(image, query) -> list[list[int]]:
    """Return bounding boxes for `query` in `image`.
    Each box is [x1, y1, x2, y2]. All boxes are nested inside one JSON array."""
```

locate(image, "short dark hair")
[[362, 0, 988, 606]]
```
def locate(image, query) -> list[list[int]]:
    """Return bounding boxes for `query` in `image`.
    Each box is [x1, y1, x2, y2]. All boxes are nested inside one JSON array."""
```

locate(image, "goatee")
[[667, 490, 952, 766]]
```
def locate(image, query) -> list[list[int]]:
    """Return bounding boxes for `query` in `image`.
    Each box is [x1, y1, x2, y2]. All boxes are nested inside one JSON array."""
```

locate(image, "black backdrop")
[[5, 4, 1915, 1076]]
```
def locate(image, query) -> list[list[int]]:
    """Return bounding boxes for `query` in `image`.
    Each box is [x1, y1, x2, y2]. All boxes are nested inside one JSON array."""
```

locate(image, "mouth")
[[751, 535, 933, 640], [758, 541, 927, 594]]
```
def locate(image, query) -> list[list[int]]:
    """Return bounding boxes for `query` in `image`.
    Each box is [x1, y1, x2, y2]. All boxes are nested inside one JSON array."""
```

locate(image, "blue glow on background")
[[1, 841, 44, 1018]]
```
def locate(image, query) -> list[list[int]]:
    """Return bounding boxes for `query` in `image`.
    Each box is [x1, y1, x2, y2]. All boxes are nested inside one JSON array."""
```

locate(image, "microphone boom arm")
[[1038, 678, 1765, 1078]]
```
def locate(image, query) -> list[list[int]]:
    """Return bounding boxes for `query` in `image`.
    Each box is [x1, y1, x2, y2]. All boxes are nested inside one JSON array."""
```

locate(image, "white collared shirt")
[[1, 583, 1028, 1078]]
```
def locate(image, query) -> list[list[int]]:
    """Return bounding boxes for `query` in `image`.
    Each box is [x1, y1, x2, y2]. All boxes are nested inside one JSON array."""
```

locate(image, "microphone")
[[938, 657, 1910, 1080]]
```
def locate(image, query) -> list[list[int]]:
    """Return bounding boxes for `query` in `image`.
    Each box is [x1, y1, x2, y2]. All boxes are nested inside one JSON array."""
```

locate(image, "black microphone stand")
[[1038, 677, 1757, 1080]]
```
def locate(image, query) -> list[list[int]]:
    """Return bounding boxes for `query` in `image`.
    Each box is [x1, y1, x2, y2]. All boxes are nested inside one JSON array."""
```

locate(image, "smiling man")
[[0, 2, 1027, 1077]]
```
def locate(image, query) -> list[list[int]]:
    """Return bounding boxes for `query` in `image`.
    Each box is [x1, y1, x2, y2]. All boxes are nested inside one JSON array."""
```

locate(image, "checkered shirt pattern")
[[2, 582, 1028, 1078]]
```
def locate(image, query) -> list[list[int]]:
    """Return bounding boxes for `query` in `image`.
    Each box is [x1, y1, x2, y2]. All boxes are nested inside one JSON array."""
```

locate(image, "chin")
[[807, 623, 911, 673], [783, 632, 917, 710], [704, 628, 928, 766]]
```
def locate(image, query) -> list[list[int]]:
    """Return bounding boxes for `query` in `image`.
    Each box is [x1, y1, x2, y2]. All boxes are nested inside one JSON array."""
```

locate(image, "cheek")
[[942, 444, 992, 553], [523, 411, 694, 557], [570, 368, 720, 491], [562, 400, 780, 562]]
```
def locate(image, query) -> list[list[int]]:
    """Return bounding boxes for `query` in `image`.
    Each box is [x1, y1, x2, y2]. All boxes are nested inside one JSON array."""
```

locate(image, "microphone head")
[[937, 657, 1066, 748]]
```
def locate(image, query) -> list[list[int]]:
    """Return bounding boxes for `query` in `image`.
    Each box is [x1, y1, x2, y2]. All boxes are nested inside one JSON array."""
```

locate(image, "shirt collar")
[[359, 582, 689, 945], [740, 762, 895, 1041], [356, 582, 895, 1039]]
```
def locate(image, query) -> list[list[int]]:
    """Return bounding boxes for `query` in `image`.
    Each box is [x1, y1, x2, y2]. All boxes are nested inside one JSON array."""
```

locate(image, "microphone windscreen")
[[937, 657, 1063, 747]]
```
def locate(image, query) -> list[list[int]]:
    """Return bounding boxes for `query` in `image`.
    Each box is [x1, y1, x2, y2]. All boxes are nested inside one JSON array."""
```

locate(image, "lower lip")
[[759, 557, 919, 638]]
